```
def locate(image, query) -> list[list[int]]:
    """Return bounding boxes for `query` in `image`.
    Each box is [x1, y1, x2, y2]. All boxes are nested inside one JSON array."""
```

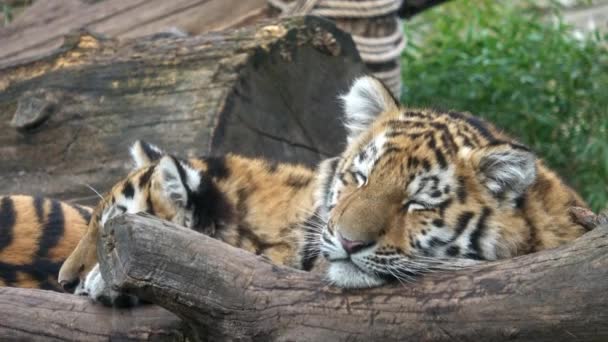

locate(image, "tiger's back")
[[0, 195, 91, 291]]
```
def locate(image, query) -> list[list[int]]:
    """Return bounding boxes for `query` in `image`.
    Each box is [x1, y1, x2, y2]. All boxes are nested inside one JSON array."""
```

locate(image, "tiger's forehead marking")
[[350, 132, 388, 178]]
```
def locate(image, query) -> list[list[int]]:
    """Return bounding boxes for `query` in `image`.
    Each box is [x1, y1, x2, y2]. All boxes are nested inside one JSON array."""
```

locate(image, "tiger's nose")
[[60, 278, 80, 293], [338, 233, 374, 254]]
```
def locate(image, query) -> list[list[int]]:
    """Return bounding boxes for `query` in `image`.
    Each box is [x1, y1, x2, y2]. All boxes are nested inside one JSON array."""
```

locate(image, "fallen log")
[[95, 213, 608, 341], [0, 287, 184, 341], [0, 16, 364, 205], [0, 0, 271, 65]]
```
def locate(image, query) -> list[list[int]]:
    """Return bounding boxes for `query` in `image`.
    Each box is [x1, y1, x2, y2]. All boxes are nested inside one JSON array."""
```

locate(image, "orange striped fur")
[[57, 76, 588, 304], [0, 195, 91, 291]]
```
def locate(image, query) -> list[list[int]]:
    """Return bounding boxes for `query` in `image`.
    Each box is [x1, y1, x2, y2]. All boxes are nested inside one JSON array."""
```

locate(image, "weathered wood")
[[0, 0, 271, 65], [0, 287, 185, 341], [98, 213, 608, 341], [0, 16, 364, 205]]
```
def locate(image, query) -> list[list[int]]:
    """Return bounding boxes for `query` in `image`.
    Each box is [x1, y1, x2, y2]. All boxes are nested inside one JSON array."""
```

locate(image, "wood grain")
[[98, 213, 608, 341]]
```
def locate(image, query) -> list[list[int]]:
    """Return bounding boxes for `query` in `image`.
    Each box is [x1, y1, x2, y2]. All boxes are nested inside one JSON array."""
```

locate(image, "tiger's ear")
[[471, 144, 537, 200], [157, 156, 201, 208], [339, 76, 399, 141], [130, 140, 164, 168]]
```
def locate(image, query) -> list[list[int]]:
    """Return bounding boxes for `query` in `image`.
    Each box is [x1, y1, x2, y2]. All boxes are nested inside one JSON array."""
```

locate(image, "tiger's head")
[[58, 141, 204, 305], [317, 76, 550, 288]]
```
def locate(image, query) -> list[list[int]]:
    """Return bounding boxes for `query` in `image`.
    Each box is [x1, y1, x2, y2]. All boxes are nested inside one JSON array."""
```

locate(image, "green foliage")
[[401, 0, 608, 211]]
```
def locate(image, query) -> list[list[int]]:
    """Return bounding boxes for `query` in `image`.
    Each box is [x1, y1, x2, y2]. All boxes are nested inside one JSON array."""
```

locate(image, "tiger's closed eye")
[[403, 200, 435, 213], [351, 170, 367, 187]]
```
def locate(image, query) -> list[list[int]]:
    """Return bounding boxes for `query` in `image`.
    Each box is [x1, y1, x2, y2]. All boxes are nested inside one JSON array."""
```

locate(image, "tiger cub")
[[58, 76, 587, 305], [0, 195, 91, 291]]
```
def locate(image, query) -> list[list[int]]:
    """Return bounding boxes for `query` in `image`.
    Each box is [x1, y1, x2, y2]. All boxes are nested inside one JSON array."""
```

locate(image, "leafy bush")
[[401, 0, 608, 211]]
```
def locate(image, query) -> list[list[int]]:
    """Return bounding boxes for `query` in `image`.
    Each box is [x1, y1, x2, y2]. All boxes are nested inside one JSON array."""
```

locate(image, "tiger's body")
[[54, 76, 588, 304], [54, 77, 585, 302], [0, 195, 91, 291]]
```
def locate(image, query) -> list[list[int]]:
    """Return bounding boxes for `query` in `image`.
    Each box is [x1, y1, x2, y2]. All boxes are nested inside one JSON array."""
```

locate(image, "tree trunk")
[[95, 213, 608, 342], [0, 287, 185, 341], [0, 16, 364, 205]]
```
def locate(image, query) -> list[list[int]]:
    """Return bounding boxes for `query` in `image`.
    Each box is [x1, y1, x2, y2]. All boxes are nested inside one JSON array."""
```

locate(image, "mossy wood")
[[0, 16, 365, 205]]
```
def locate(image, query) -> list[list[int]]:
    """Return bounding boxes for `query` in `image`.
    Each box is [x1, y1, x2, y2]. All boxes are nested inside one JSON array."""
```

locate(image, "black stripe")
[[0, 197, 16, 252], [449, 211, 474, 243], [426, 133, 437, 149], [421, 159, 431, 172], [383, 146, 404, 155], [139, 165, 155, 187], [146, 196, 156, 216], [285, 174, 313, 188], [204, 156, 229, 180], [236, 224, 284, 256], [140, 141, 162, 162], [408, 156, 419, 169], [446, 245, 460, 256], [429, 122, 457, 154], [430, 237, 448, 247], [434, 149, 447, 169], [171, 156, 191, 194], [34, 196, 45, 223], [403, 111, 430, 119], [36, 199, 64, 258], [384, 119, 426, 129], [0, 260, 65, 292], [447, 111, 496, 142], [437, 198, 453, 217], [300, 215, 322, 271], [468, 207, 492, 260], [323, 158, 341, 207], [456, 176, 468, 203], [0, 261, 17, 287], [122, 181, 135, 199], [191, 171, 233, 234], [67, 203, 92, 223]]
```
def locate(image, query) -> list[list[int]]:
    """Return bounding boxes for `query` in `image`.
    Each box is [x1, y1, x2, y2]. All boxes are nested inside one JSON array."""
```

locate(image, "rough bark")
[[0, 287, 185, 341], [0, 0, 271, 65], [0, 16, 364, 205], [96, 213, 608, 342]]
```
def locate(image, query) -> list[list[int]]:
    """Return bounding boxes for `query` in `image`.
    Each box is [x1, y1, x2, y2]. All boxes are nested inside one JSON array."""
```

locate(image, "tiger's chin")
[[327, 260, 386, 288], [75, 263, 140, 307]]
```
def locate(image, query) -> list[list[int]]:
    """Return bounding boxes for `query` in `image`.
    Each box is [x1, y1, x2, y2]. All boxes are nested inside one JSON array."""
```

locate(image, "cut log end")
[[0, 16, 365, 206]]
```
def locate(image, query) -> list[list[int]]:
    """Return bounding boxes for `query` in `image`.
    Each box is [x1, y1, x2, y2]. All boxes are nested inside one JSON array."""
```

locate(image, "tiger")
[[0, 195, 91, 291], [58, 75, 588, 305]]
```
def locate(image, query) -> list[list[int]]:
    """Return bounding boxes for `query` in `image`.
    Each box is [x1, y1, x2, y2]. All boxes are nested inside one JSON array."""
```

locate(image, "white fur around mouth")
[[327, 260, 386, 288]]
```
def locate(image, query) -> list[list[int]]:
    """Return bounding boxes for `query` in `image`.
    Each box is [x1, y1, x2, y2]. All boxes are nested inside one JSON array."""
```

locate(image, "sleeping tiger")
[[0, 195, 90, 291], [57, 75, 588, 305]]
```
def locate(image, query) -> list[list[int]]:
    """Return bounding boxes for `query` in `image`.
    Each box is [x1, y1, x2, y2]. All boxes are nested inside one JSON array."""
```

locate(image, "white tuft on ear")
[[476, 146, 536, 199], [130, 140, 164, 168], [339, 76, 399, 141], [158, 156, 201, 207]]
